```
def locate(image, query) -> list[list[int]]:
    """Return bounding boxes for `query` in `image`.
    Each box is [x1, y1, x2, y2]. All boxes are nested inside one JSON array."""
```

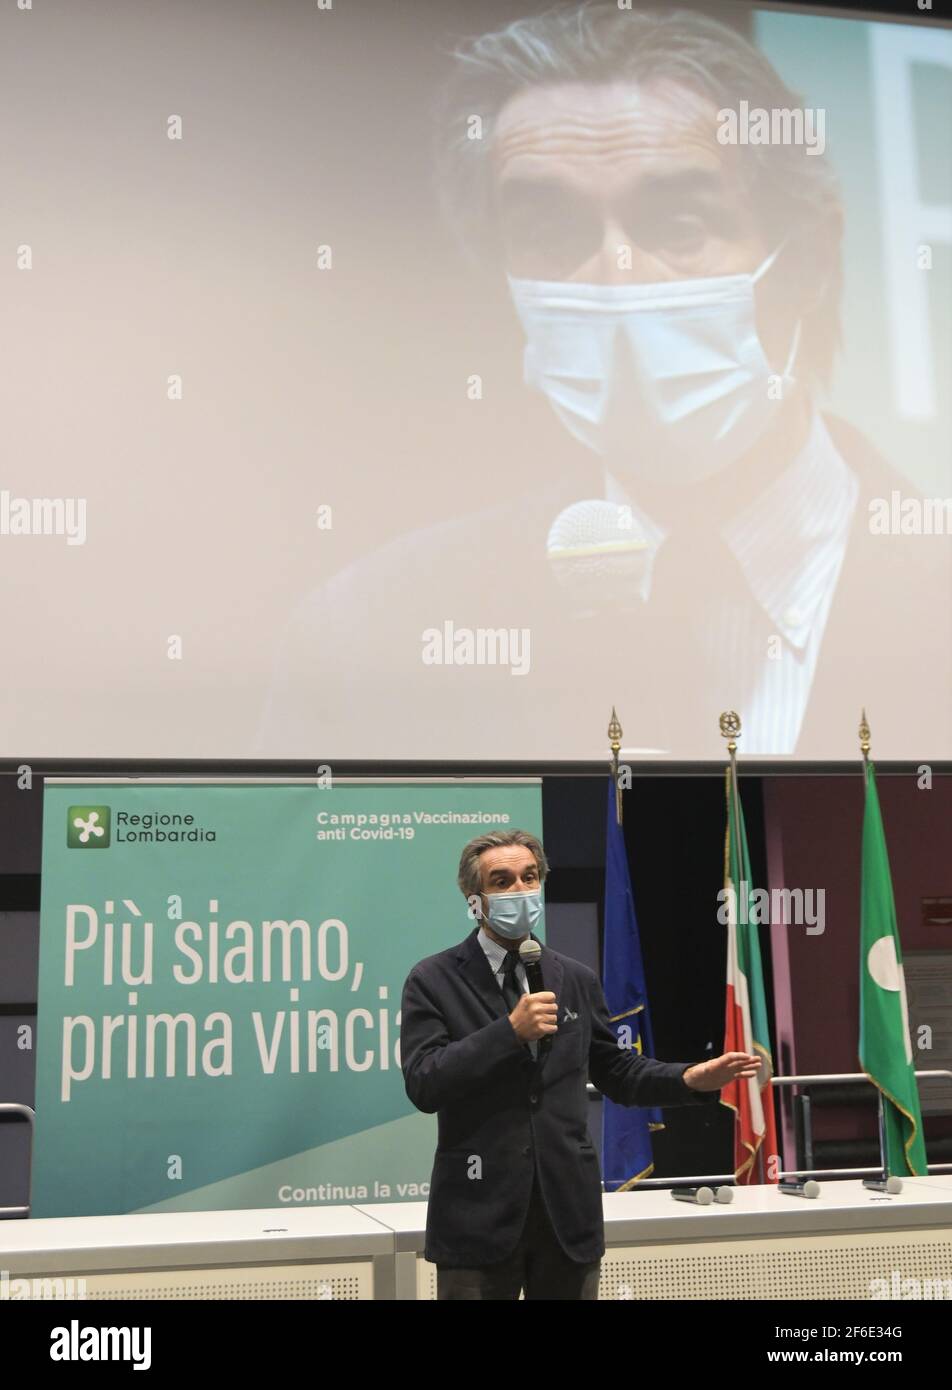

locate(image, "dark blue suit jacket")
[[400, 927, 717, 1267]]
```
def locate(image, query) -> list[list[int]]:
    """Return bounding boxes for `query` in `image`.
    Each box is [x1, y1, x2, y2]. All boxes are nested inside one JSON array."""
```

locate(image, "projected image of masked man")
[[258, 3, 947, 760]]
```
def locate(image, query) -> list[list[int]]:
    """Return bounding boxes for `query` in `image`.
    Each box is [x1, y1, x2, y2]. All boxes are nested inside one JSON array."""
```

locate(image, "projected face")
[[494, 77, 810, 489], [492, 78, 768, 284]]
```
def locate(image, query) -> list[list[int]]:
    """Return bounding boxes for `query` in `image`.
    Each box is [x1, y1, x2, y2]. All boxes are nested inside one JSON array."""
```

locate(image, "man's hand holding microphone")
[[508, 990, 558, 1043]]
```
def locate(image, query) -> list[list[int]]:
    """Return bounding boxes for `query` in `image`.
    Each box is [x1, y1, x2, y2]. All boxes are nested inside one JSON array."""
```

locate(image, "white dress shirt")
[[477, 925, 538, 1060]]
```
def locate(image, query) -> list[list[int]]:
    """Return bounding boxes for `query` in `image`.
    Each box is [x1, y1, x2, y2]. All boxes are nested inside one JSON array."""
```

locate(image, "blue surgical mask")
[[507, 245, 800, 486], [483, 888, 545, 940]]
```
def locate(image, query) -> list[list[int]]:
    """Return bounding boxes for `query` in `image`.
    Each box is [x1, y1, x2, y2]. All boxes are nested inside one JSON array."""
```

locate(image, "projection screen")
[[2, 0, 950, 761]]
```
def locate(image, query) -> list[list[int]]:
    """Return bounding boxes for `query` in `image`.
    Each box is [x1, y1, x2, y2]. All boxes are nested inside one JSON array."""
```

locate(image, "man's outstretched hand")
[[683, 1052, 761, 1091]]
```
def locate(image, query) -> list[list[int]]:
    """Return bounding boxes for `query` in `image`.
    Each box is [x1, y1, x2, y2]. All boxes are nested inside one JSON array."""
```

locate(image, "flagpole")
[[608, 707, 623, 827], [719, 710, 745, 969], [719, 711, 765, 1183], [859, 708, 894, 1192], [859, 706, 873, 821]]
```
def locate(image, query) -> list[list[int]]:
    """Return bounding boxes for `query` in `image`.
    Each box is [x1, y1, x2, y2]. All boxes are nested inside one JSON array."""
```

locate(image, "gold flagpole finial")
[[608, 707, 623, 826], [859, 708, 871, 762], [719, 709, 742, 757]]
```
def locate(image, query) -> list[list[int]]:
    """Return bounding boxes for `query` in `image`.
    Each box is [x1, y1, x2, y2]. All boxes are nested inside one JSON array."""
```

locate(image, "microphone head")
[[885, 1175, 903, 1195], [519, 938, 542, 965], [802, 1180, 821, 1199], [546, 499, 650, 614], [695, 1186, 714, 1205], [714, 1185, 734, 1204]]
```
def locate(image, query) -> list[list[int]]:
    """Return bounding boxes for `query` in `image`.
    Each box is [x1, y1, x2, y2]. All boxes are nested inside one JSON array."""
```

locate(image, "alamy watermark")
[[421, 621, 531, 675], [869, 491, 952, 535], [716, 100, 826, 155], [1, 1269, 87, 1299], [717, 880, 825, 935], [0, 491, 86, 545], [869, 1270, 952, 1300]]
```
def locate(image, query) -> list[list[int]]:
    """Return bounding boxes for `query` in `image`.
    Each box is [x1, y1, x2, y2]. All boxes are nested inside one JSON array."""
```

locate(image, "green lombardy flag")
[[859, 760, 927, 1176]]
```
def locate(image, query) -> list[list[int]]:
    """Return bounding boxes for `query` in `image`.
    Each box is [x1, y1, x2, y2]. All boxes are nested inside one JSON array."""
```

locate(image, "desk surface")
[[3, 1178, 951, 1274], [355, 1176, 952, 1251], [0, 1205, 393, 1275]]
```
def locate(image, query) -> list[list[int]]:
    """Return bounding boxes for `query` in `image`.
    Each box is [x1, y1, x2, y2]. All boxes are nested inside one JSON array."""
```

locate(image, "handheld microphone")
[[519, 938, 551, 1058]]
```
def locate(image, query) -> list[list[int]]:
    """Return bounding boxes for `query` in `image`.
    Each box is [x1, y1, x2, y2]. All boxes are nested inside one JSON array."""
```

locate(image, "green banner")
[[33, 779, 542, 1217]]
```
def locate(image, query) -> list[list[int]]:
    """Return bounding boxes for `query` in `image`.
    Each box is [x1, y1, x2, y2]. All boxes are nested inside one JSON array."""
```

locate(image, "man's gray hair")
[[457, 828, 550, 902], [436, 0, 842, 387]]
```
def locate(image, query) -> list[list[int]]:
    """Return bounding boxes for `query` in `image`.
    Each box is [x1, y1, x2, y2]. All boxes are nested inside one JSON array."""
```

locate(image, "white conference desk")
[[357, 1177, 952, 1300], [2, 1178, 951, 1300], [0, 1205, 391, 1300]]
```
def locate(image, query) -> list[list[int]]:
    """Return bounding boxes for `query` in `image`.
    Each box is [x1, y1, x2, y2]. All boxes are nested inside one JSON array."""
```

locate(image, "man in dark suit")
[[400, 828, 759, 1299]]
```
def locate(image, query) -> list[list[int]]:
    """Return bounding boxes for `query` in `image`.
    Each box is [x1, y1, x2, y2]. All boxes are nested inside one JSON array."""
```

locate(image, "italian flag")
[[721, 767, 780, 1184], [859, 760, 927, 1176]]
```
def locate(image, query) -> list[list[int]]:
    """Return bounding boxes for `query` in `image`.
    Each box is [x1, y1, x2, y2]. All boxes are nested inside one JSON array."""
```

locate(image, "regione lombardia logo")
[[67, 806, 111, 848]]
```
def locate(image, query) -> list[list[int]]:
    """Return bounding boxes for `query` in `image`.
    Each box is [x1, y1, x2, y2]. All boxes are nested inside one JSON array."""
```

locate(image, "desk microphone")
[[671, 1186, 714, 1205], [519, 938, 551, 1059], [863, 1175, 903, 1195], [780, 1179, 821, 1199]]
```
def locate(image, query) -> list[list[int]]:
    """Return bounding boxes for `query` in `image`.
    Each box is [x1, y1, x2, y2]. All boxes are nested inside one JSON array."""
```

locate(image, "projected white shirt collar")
[[603, 412, 859, 753], [603, 412, 858, 650]]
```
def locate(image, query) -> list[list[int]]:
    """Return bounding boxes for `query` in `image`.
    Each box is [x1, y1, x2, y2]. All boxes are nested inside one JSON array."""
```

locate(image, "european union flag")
[[602, 776, 663, 1189]]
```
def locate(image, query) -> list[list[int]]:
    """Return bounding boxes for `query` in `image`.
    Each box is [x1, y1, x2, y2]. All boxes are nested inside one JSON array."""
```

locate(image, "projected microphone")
[[546, 500, 651, 614], [519, 937, 551, 1059]]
